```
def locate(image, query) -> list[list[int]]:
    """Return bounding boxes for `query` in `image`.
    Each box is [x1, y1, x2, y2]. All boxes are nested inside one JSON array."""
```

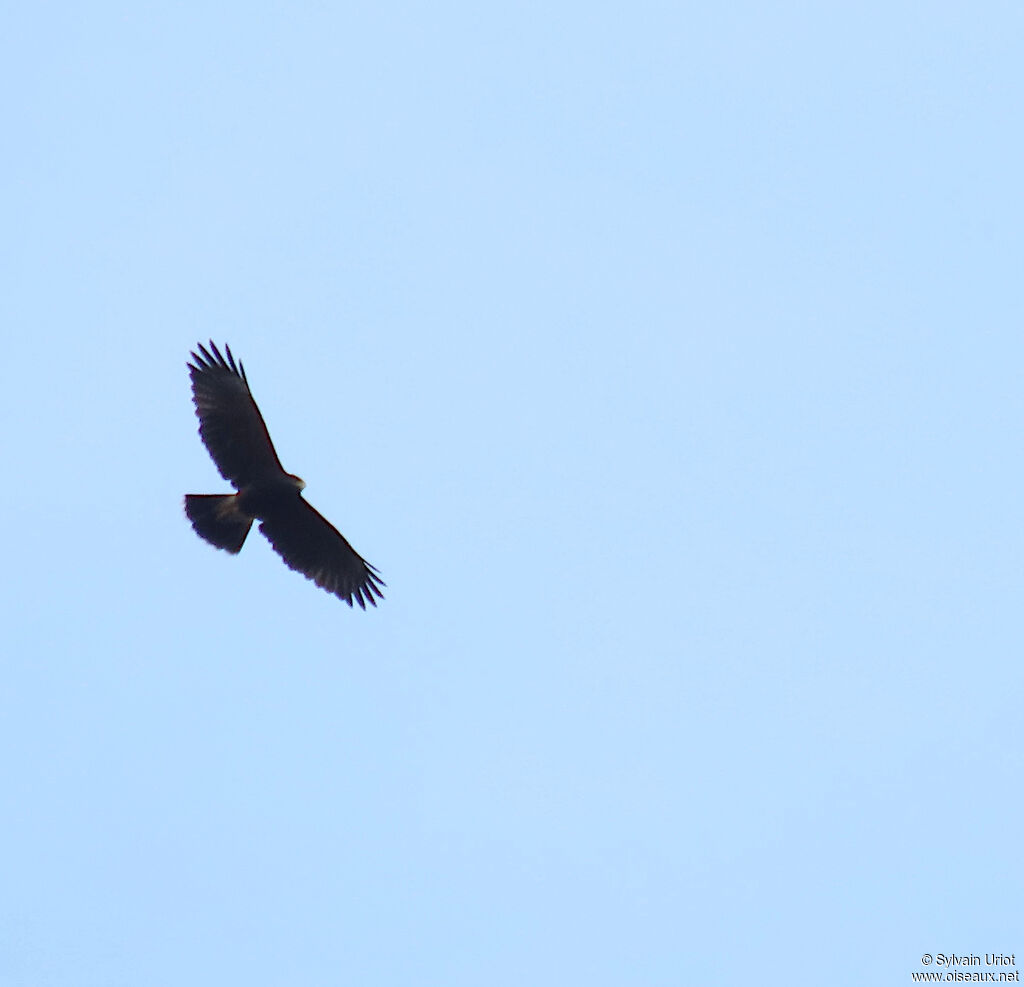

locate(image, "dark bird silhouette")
[[184, 342, 384, 608]]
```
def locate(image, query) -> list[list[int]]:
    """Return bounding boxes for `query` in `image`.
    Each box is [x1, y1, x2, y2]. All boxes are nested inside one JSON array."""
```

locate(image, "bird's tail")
[[184, 494, 253, 554]]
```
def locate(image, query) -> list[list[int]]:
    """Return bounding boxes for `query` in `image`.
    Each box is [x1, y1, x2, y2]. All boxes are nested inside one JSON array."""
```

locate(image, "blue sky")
[[3, 2, 1022, 984]]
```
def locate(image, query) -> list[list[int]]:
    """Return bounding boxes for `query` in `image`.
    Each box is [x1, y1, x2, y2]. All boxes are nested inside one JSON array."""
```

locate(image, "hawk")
[[184, 342, 384, 608]]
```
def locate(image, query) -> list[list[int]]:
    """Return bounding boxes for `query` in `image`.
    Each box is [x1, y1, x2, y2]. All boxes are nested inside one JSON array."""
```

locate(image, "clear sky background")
[[3, 2, 1022, 984]]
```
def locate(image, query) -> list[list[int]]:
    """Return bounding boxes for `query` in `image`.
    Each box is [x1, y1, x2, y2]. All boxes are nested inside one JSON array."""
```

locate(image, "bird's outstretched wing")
[[189, 341, 285, 487], [258, 498, 385, 608]]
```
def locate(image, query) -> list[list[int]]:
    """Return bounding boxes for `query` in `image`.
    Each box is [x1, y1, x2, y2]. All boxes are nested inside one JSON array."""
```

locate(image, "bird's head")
[[287, 473, 307, 492]]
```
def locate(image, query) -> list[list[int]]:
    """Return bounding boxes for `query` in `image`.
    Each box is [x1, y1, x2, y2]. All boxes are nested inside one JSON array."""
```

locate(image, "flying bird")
[[184, 341, 384, 608]]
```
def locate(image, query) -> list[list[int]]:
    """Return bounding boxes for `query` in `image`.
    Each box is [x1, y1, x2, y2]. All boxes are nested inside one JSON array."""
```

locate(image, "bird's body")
[[184, 342, 384, 608]]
